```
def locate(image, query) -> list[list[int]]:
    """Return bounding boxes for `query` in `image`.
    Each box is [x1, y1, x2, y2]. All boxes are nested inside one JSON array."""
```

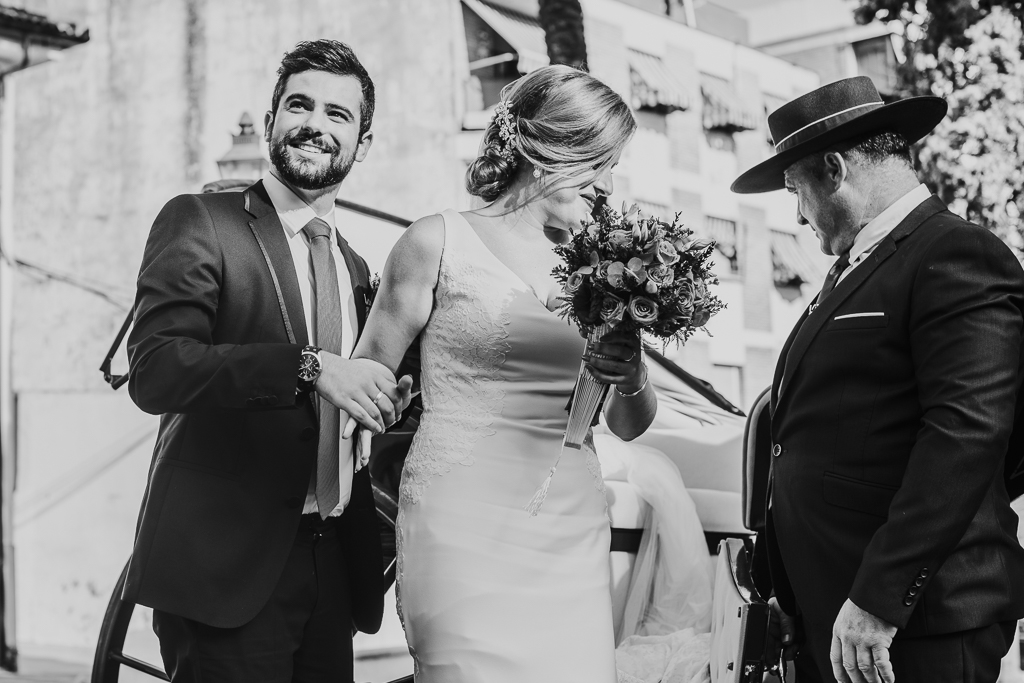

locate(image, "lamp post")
[[215, 112, 268, 180]]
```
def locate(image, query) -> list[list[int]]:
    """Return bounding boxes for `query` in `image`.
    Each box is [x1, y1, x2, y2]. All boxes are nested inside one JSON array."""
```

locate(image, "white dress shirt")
[[837, 183, 932, 284], [263, 171, 359, 516]]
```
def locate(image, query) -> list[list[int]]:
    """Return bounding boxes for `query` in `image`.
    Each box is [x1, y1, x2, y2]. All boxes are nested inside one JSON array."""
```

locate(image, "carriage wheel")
[[91, 559, 169, 683], [93, 483, 405, 683]]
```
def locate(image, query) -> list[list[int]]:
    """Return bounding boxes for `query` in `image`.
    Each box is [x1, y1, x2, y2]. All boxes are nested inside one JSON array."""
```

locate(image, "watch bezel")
[[298, 345, 323, 386]]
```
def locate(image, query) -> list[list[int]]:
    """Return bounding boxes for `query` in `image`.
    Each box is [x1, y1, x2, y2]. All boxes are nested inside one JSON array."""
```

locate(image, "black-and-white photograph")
[[1, 0, 1024, 682]]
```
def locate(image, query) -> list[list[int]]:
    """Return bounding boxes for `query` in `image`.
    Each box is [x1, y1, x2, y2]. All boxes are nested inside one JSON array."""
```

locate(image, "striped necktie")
[[811, 252, 850, 312], [302, 217, 343, 519]]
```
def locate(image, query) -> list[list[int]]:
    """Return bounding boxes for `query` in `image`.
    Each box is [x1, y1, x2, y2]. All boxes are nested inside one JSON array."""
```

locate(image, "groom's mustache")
[[285, 130, 338, 154]]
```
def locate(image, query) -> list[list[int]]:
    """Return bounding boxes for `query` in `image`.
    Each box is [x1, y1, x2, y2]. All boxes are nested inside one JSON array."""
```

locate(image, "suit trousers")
[[153, 514, 353, 683], [794, 620, 1017, 683]]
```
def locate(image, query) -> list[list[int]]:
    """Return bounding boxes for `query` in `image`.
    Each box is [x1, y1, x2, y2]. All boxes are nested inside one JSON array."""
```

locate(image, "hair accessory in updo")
[[492, 100, 517, 162]]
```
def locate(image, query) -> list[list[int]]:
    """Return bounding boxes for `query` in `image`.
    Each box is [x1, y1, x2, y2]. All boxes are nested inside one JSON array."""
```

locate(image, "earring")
[[533, 168, 541, 179]]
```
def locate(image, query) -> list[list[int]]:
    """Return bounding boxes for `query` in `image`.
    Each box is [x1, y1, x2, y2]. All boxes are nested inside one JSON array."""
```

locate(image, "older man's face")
[[784, 156, 856, 257]]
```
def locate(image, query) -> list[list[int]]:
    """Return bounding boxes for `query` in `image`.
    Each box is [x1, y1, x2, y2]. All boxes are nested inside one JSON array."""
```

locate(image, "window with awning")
[[628, 49, 691, 113], [705, 216, 739, 273], [770, 230, 822, 287], [462, 0, 549, 76], [700, 73, 760, 133]]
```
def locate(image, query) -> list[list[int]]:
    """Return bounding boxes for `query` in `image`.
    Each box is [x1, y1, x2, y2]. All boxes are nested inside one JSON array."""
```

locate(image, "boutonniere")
[[365, 273, 381, 310]]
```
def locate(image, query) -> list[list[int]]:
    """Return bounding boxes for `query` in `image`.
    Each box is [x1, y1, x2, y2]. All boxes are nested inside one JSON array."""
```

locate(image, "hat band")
[[774, 101, 884, 153]]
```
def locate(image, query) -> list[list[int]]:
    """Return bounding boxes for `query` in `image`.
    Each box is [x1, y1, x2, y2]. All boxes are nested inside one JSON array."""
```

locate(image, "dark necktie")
[[784, 251, 852, 393], [303, 217, 343, 519], [812, 252, 850, 311]]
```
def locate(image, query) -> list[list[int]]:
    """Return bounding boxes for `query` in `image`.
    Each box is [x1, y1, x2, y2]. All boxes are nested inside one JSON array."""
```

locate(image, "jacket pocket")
[[175, 412, 246, 477], [822, 472, 898, 518], [826, 312, 888, 330]]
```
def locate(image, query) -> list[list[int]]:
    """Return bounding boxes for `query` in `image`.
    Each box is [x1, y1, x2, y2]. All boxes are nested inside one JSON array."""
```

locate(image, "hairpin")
[[492, 100, 517, 162]]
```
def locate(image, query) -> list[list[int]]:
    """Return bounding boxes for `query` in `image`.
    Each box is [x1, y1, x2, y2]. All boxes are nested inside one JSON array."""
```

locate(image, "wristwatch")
[[297, 345, 323, 393]]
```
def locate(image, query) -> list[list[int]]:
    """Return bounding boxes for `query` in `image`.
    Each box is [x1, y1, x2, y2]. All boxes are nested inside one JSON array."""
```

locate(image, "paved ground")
[[0, 658, 88, 683], [0, 653, 412, 683]]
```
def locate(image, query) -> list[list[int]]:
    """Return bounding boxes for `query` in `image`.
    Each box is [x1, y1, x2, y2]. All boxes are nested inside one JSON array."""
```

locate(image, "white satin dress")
[[396, 210, 617, 683]]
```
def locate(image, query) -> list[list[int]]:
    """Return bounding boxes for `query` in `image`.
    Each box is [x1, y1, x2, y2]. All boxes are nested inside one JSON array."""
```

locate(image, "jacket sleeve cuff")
[[849, 564, 932, 629]]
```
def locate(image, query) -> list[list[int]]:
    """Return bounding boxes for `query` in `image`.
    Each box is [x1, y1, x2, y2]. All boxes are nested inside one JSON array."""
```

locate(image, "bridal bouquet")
[[553, 202, 724, 448]]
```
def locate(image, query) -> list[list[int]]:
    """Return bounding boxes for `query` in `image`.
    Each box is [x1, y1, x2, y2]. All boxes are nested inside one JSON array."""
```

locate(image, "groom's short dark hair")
[[271, 39, 376, 137]]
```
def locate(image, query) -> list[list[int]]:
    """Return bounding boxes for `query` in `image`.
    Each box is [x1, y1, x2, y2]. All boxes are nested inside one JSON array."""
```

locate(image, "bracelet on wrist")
[[615, 365, 649, 397]]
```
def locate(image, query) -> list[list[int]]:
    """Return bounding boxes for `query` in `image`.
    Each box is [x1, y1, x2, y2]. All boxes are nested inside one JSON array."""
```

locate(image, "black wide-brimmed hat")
[[731, 76, 947, 194]]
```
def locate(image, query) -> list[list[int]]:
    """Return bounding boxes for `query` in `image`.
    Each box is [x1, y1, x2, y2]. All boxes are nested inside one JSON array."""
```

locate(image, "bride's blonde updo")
[[466, 65, 636, 202]]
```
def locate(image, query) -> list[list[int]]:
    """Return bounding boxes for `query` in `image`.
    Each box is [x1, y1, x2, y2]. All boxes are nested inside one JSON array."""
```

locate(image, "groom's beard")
[[269, 129, 356, 191]]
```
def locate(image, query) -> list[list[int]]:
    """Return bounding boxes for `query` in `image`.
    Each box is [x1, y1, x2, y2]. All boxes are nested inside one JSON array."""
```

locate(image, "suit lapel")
[[771, 304, 811, 415], [336, 231, 369, 338], [244, 181, 310, 347], [776, 196, 947, 408]]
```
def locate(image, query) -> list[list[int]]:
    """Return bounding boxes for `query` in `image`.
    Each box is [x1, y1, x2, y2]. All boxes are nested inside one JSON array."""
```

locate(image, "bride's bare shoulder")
[[385, 213, 446, 286]]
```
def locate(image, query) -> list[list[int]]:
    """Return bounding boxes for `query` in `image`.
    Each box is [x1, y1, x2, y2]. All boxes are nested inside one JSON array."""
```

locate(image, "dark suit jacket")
[[123, 180, 384, 632], [759, 196, 1024, 661]]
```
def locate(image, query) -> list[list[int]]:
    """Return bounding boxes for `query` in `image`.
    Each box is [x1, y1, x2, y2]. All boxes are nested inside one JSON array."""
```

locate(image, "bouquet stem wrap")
[[525, 322, 613, 517], [564, 321, 615, 449]]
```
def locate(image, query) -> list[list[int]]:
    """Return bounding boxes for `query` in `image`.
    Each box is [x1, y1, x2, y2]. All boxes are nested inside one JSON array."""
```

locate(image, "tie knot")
[[834, 252, 850, 270], [302, 217, 333, 242]]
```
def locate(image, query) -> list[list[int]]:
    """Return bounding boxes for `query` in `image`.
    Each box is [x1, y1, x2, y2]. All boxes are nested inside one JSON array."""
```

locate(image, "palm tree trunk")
[[538, 0, 588, 69]]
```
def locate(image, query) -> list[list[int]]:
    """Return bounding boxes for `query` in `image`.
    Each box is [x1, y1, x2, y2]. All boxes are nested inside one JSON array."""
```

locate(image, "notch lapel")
[[336, 232, 370, 339], [771, 304, 811, 415], [244, 181, 309, 347], [775, 196, 947, 409]]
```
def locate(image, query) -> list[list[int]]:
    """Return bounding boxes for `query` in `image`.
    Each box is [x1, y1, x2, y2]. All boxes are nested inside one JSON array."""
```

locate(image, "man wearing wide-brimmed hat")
[[734, 76, 1024, 683]]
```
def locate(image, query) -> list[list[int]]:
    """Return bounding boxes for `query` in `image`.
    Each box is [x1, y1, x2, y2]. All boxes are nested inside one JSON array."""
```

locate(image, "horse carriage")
[[92, 189, 775, 683]]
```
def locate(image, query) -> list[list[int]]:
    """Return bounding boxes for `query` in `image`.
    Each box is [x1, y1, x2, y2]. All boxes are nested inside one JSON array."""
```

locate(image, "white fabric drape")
[[597, 433, 714, 683]]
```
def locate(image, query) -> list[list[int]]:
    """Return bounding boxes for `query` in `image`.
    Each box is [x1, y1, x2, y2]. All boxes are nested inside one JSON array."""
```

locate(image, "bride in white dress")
[[352, 66, 661, 682]]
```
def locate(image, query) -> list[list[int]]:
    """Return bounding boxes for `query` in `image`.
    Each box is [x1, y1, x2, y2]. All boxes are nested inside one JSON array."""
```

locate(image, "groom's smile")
[[265, 69, 374, 193]]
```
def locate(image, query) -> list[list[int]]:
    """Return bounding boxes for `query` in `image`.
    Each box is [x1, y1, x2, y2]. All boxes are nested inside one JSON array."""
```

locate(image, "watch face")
[[299, 352, 321, 381]]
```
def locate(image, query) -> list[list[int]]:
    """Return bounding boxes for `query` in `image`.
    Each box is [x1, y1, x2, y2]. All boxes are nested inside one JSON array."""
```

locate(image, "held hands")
[[583, 329, 645, 393], [830, 599, 897, 683], [315, 354, 414, 434]]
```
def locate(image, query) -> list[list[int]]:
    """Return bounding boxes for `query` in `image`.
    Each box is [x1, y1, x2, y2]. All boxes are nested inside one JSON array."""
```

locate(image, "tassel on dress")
[[525, 462, 560, 517]]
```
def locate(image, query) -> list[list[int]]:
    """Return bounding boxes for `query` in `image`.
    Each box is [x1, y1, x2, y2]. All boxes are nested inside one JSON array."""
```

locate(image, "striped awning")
[[462, 0, 549, 74], [628, 49, 692, 112], [770, 230, 822, 287], [700, 73, 760, 133], [705, 216, 739, 270]]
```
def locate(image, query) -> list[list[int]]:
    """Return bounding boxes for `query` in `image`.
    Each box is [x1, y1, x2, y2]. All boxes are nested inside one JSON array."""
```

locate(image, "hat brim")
[[730, 96, 948, 194]]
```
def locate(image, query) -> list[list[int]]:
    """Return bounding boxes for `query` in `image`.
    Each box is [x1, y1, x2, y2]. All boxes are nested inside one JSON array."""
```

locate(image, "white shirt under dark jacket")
[[263, 171, 358, 517], [837, 183, 933, 284]]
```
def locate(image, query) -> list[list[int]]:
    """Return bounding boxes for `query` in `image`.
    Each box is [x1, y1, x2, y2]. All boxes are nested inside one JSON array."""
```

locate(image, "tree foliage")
[[855, 1, 1024, 58], [856, 1, 1024, 253], [538, 0, 588, 68]]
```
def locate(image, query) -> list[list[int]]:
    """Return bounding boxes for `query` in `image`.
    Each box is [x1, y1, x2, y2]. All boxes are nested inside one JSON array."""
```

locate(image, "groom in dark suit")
[[733, 76, 1024, 682], [125, 40, 411, 682]]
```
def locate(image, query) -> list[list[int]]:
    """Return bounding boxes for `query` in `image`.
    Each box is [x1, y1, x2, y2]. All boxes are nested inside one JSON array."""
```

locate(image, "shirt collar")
[[262, 171, 337, 240], [849, 183, 932, 263]]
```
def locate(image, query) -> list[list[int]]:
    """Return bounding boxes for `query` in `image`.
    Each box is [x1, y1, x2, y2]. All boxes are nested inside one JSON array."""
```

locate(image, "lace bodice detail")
[[399, 214, 514, 505]]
